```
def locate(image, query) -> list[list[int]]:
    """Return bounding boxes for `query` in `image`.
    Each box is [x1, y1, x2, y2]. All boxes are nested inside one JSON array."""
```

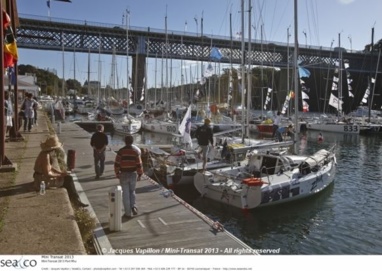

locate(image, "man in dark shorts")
[[90, 124, 109, 179], [195, 118, 214, 172]]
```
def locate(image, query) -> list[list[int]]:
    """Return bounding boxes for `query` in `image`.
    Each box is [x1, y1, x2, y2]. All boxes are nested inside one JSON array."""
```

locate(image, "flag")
[[47, 0, 50, 8], [178, 105, 192, 147], [140, 77, 145, 102], [328, 93, 343, 111], [302, 100, 309, 112], [298, 66, 311, 78], [210, 47, 222, 61], [3, 26, 18, 68], [203, 63, 213, 77], [301, 92, 309, 100]]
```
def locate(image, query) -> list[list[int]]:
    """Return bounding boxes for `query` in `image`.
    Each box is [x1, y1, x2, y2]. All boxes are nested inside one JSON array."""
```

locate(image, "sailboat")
[[193, 0, 337, 210], [306, 34, 360, 134], [112, 10, 141, 135]]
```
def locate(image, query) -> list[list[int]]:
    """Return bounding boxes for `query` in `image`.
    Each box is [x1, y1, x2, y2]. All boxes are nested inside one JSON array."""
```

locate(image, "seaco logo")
[[0, 257, 38, 269]]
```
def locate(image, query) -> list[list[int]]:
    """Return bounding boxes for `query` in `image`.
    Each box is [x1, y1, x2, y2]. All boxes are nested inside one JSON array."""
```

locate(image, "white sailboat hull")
[[307, 122, 360, 134], [194, 149, 336, 209]]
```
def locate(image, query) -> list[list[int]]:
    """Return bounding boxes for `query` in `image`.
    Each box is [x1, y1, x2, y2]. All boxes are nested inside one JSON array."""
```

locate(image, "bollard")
[[57, 121, 61, 134], [67, 149, 76, 171], [51, 105, 55, 124], [109, 186, 122, 231]]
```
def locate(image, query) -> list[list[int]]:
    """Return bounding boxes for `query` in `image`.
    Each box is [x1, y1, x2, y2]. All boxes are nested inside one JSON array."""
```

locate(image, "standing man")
[[23, 93, 38, 132], [195, 118, 214, 172], [114, 135, 143, 218], [275, 124, 293, 142], [4, 91, 13, 138], [272, 111, 282, 138], [90, 124, 109, 179]]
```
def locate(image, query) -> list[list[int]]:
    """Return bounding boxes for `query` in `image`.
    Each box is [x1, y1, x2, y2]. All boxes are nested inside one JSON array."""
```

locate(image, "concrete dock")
[[56, 120, 256, 255]]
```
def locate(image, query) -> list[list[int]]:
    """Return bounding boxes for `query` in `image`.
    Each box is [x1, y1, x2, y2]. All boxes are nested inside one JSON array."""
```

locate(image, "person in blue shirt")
[[275, 124, 293, 142], [272, 111, 282, 138]]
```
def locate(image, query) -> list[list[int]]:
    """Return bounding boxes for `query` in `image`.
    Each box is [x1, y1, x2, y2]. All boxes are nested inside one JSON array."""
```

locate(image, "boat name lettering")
[[261, 184, 291, 204], [311, 175, 323, 191]]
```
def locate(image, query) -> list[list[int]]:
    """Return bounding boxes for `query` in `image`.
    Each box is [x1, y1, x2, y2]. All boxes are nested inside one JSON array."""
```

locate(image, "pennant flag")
[[298, 66, 311, 78], [302, 101, 309, 112], [203, 63, 214, 77], [178, 105, 192, 147], [329, 93, 343, 110], [348, 91, 354, 98], [210, 47, 222, 61], [301, 92, 309, 100], [140, 77, 145, 102]]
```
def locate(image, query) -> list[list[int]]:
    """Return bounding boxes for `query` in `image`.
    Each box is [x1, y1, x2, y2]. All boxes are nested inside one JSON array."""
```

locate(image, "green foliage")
[[18, 64, 82, 96], [74, 207, 97, 254]]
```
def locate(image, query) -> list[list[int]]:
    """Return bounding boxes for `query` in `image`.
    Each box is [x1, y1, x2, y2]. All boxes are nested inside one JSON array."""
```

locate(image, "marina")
[[72, 116, 382, 254], [2, 1, 382, 265]]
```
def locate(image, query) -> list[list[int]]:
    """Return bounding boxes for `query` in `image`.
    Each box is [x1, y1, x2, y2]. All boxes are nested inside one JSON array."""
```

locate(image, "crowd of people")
[[4, 91, 39, 141]]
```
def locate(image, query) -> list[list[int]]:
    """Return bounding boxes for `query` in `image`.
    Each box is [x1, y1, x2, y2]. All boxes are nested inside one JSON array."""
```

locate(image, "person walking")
[[22, 93, 38, 132], [114, 135, 143, 219], [275, 124, 293, 142], [33, 135, 88, 207], [272, 111, 282, 138], [90, 124, 109, 179], [4, 91, 13, 138], [195, 118, 214, 172]]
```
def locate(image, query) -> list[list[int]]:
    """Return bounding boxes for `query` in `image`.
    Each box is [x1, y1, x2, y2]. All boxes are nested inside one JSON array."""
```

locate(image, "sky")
[[15, 0, 382, 89]]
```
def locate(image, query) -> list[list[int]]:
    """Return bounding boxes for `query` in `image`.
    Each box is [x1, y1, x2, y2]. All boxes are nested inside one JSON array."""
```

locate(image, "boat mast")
[[338, 33, 342, 118], [368, 27, 374, 122], [125, 9, 130, 114], [62, 32, 65, 98], [370, 31, 381, 122], [293, 0, 299, 142], [87, 48, 91, 97], [246, 0, 252, 137], [240, 0, 245, 142]]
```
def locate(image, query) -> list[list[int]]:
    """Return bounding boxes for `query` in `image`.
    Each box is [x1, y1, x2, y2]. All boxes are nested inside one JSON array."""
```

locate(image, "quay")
[[0, 110, 256, 255]]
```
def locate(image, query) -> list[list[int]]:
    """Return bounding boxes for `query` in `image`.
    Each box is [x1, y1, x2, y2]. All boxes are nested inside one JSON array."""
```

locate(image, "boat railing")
[[260, 166, 272, 185]]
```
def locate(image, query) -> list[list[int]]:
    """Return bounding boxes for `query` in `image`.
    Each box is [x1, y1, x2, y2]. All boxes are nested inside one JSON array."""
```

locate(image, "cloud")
[[338, 0, 355, 4]]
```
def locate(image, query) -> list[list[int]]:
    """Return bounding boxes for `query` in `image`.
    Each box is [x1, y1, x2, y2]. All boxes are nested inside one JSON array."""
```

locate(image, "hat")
[[40, 135, 63, 151], [204, 118, 211, 125]]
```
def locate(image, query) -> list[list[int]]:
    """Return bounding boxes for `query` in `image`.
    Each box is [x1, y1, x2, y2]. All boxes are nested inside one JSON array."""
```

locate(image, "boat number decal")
[[311, 175, 323, 191], [344, 125, 358, 132], [261, 184, 291, 204], [166, 125, 177, 133]]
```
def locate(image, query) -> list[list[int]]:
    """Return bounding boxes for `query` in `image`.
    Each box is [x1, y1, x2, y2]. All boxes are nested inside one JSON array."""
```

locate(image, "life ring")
[[242, 177, 264, 186]]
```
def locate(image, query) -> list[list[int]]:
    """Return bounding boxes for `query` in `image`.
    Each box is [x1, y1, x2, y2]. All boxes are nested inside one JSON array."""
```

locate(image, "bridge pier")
[[131, 53, 146, 104]]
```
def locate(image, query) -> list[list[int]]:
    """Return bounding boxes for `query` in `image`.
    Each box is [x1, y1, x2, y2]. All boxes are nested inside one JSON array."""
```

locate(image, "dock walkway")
[[1, 113, 256, 255]]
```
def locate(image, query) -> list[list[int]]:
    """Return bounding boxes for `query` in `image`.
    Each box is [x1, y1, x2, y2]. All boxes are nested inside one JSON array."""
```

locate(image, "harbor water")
[[79, 117, 382, 255]]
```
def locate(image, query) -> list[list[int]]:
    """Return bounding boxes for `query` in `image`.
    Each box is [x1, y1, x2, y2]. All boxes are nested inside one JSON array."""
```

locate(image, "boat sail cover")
[[178, 105, 192, 147]]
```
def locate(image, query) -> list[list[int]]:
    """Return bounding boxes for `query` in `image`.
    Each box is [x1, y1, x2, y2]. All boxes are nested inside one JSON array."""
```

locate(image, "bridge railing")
[[19, 13, 350, 53]]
